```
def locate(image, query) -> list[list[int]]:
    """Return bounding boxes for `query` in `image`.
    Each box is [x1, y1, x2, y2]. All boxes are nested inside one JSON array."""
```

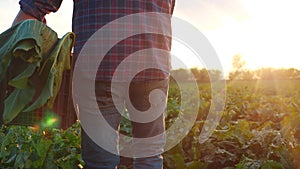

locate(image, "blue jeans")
[[81, 80, 168, 169]]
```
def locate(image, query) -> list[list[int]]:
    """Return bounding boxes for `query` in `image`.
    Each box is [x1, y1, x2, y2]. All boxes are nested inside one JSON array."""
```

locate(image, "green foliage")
[[3, 86, 35, 123], [1, 80, 300, 168], [0, 22, 75, 124], [163, 80, 300, 169], [0, 123, 83, 169]]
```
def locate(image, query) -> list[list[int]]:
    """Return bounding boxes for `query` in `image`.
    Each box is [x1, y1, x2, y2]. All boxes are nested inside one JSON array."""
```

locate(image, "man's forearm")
[[12, 10, 39, 26]]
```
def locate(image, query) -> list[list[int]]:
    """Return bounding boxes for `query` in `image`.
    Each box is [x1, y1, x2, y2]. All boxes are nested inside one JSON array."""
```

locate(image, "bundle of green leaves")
[[0, 20, 75, 124]]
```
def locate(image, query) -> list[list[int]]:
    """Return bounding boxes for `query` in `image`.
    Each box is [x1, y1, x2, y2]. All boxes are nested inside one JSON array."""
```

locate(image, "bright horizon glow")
[[199, 0, 300, 72], [1, 0, 300, 76]]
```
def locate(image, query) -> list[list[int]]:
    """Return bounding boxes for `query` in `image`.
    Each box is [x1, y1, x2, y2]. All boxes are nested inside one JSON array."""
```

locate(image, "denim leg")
[[131, 114, 165, 169], [134, 155, 163, 169], [81, 81, 122, 169], [127, 80, 169, 169], [80, 79, 168, 169], [81, 129, 120, 169]]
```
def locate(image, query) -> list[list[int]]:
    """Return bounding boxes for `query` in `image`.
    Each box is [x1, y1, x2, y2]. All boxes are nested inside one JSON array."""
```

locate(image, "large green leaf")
[[3, 86, 35, 124], [12, 39, 41, 63], [34, 139, 52, 160], [23, 70, 55, 112], [0, 20, 52, 81], [47, 32, 74, 107], [8, 63, 38, 89], [32, 138, 53, 168], [0, 24, 21, 81], [23, 32, 74, 112]]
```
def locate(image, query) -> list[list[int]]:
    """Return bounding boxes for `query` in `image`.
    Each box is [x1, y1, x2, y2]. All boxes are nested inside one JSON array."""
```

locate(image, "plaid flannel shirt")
[[19, 0, 175, 81]]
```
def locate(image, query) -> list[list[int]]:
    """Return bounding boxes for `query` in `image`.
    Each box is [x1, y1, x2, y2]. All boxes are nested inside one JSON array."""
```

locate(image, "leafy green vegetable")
[[3, 86, 35, 124], [0, 123, 83, 169], [1, 77, 300, 168], [0, 20, 75, 123], [8, 63, 38, 89]]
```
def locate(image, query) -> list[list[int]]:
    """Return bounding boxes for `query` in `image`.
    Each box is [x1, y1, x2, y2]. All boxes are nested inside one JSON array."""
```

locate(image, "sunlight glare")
[[171, 39, 205, 70]]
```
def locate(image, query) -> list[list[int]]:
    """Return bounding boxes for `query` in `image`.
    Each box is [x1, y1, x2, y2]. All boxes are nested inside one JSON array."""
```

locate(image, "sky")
[[1, 0, 300, 75]]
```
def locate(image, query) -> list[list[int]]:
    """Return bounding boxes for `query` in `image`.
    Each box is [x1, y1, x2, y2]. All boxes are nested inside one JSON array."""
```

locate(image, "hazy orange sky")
[[1, 0, 300, 75]]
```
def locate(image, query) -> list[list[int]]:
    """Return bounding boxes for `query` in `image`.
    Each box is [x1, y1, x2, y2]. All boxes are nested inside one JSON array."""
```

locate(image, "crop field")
[[1, 80, 300, 169]]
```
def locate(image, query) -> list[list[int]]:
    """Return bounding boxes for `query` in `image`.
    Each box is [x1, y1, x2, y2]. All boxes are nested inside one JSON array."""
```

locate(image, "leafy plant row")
[[1, 80, 300, 168]]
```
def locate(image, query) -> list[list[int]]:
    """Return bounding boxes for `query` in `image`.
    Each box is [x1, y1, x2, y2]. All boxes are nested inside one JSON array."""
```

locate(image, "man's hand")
[[12, 10, 45, 26]]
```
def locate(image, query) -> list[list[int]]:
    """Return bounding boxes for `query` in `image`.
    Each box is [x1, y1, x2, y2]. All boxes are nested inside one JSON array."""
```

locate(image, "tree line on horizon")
[[171, 55, 300, 82], [171, 67, 300, 82]]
